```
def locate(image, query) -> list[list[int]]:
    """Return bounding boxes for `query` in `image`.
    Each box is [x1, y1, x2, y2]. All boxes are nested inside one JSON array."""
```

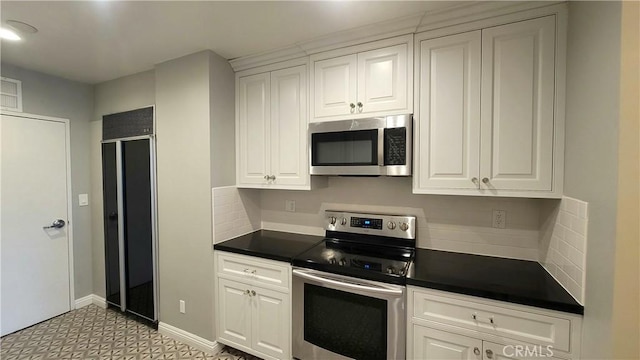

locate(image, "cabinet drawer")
[[411, 289, 572, 353], [217, 252, 290, 290]]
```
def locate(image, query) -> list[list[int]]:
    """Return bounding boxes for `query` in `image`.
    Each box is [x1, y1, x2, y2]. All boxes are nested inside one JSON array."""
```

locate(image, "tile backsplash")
[[540, 196, 588, 304], [212, 186, 260, 243]]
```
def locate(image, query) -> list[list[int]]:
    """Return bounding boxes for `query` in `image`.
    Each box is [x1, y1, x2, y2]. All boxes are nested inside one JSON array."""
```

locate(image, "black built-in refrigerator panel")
[[102, 139, 156, 323]]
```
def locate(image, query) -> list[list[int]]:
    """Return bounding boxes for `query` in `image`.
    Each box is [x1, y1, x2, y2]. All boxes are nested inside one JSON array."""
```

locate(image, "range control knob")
[[399, 222, 410, 231], [329, 216, 337, 225], [340, 217, 347, 226], [386, 266, 398, 275], [387, 221, 396, 230], [328, 257, 337, 265], [338, 258, 347, 266]]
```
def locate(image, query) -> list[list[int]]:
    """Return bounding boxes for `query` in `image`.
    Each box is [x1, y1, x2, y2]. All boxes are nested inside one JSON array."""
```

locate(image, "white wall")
[[564, 2, 622, 358], [259, 177, 542, 260], [0, 63, 94, 299], [91, 70, 156, 298]]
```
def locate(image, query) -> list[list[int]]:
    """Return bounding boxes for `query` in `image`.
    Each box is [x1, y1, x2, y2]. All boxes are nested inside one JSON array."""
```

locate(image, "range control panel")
[[325, 210, 416, 240]]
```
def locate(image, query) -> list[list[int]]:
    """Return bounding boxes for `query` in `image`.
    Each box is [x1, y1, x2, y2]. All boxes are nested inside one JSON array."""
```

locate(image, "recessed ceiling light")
[[0, 28, 21, 41], [6, 20, 38, 34]]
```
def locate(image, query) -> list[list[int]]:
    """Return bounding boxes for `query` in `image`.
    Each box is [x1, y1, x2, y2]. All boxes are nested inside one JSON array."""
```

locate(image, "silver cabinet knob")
[[250, 290, 256, 297], [387, 221, 396, 230], [264, 175, 269, 180], [269, 175, 276, 181], [399, 222, 409, 231], [474, 347, 480, 356], [486, 349, 493, 359], [482, 177, 490, 184], [357, 101, 363, 112], [43, 219, 66, 229], [350, 103, 356, 113], [244, 289, 251, 295], [471, 177, 478, 184]]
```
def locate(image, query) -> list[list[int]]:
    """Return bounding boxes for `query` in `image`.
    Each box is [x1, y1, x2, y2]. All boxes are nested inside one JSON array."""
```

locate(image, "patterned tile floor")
[[0, 305, 261, 360]]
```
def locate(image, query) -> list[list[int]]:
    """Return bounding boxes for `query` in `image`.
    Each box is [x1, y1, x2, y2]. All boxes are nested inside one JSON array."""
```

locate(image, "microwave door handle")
[[292, 269, 403, 295], [378, 128, 385, 166]]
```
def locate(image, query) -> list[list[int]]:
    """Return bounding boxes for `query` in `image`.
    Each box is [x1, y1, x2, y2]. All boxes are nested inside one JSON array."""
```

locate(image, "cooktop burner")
[[292, 211, 416, 284]]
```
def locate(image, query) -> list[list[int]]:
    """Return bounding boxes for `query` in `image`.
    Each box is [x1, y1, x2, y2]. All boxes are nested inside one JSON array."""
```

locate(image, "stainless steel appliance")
[[292, 211, 416, 360], [309, 115, 412, 176]]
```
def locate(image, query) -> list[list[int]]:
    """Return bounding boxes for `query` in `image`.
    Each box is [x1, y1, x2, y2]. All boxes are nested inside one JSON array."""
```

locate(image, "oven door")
[[292, 268, 405, 360]]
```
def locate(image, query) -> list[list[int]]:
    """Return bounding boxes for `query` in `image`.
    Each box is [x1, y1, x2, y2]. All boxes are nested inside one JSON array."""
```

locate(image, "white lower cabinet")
[[215, 252, 291, 360], [408, 287, 582, 360]]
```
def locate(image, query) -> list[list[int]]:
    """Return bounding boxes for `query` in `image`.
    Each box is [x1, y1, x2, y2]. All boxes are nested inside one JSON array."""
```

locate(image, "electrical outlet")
[[492, 210, 506, 229], [179, 300, 185, 314], [285, 200, 296, 212]]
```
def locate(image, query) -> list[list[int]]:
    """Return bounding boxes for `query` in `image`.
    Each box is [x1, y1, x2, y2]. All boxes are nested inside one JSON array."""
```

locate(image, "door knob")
[[43, 219, 66, 229]]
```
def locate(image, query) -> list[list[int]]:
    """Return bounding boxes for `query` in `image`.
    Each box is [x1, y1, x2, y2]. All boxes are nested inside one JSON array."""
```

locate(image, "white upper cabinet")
[[313, 55, 357, 118], [311, 35, 412, 122], [237, 64, 311, 190], [270, 66, 308, 187], [414, 15, 564, 198], [480, 16, 556, 192], [416, 31, 481, 190], [238, 73, 270, 186]]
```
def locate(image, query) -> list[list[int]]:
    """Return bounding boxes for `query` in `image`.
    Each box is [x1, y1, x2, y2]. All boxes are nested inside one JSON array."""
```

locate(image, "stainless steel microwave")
[[309, 115, 412, 176]]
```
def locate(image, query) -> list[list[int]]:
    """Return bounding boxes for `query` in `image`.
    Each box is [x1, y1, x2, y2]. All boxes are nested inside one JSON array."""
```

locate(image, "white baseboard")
[[158, 322, 222, 355], [75, 294, 107, 309]]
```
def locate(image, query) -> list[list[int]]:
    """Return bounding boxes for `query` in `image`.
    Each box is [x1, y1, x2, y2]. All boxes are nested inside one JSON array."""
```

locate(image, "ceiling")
[[0, 1, 461, 85]]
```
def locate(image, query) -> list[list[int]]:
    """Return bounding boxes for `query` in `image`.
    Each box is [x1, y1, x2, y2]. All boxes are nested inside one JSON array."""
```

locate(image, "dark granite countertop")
[[213, 230, 325, 263], [407, 248, 584, 315]]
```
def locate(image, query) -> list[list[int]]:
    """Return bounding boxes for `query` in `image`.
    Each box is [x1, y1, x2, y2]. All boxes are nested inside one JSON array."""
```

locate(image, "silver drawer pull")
[[472, 313, 495, 325]]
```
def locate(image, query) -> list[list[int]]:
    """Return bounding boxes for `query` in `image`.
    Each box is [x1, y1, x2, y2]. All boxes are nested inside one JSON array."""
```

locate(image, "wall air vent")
[[1, 77, 23, 112]]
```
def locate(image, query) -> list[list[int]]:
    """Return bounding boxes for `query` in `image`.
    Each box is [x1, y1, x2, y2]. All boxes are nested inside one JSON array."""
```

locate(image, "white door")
[[237, 73, 270, 186], [1, 113, 71, 336], [217, 278, 252, 349], [480, 15, 556, 191], [358, 43, 409, 115], [251, 286, 290, 360], [270, 65, 308, 187], [416, 31, 481, 190], [313, 54, 357, 119], [413, 326, 482, 360]]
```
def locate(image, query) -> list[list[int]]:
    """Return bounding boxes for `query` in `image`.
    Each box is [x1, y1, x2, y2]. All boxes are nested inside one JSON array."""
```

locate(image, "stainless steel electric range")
[[292, 210, 416, 360]]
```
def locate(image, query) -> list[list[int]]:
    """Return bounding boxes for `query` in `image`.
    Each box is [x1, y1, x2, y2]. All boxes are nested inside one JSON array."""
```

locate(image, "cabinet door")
[[413, 326, 482, 360], [416, 31, 481, 190], [313, 54, 357, 119], [217, 279, 252, 349], [480, 16, 556, 191], [252, 287, 290, 360], [482, 341, 564, 360], [270, 65, 308, 187], [358, 43, 409, 115], [238, 73, 270, 185]]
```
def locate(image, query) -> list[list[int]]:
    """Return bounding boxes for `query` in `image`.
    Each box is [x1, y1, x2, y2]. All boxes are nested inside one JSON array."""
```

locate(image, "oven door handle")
[[292, 269, 404, 295]]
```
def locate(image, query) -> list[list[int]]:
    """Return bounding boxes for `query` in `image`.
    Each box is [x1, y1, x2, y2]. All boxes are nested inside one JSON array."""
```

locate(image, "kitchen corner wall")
[[156, 50, 235, 342], [258, 177, 542, 261]]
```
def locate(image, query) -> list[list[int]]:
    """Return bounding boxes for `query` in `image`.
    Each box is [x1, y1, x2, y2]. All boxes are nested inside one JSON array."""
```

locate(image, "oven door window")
[[311, 130, 378, 166], [304, 283, 386, 360]]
